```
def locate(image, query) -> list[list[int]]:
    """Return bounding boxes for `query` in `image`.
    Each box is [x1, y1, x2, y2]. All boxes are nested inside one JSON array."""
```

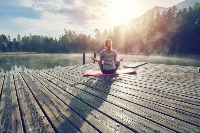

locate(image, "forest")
[[0, 2, 200, 55]]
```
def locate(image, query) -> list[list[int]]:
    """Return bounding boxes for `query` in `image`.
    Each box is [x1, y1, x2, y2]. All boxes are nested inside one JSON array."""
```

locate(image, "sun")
[[106, 0, 137, 25]]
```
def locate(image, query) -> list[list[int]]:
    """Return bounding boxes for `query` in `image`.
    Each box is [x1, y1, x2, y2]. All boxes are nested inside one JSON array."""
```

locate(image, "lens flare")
[[106, 0, 137, 25]]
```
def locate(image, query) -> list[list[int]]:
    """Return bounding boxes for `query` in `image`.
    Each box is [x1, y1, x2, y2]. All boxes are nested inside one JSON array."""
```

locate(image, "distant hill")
[[176, 0, 200, 9], [131, 6, 167, 26], [131, 0, 200, 26]]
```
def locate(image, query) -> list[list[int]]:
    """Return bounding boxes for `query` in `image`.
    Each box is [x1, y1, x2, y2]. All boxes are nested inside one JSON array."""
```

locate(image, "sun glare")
[[107, 0, 137, 25]]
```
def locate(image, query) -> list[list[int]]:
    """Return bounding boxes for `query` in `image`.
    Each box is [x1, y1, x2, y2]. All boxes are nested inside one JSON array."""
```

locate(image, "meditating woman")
[[91, 39, 124, 74]]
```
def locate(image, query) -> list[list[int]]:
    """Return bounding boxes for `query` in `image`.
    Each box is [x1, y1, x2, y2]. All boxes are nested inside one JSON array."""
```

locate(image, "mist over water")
[[0, 53, 200, 73], [119, 54, 200, 66]]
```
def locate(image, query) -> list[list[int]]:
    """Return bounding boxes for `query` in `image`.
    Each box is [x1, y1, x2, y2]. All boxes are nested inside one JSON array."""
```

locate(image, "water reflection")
[[0, 53, 200, 73], [0, 54, 88, 73]]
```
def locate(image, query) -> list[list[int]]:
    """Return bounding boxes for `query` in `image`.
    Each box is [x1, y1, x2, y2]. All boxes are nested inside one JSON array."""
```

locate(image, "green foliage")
[[137, 2, 200, 55], [0, 2, 200, 55]]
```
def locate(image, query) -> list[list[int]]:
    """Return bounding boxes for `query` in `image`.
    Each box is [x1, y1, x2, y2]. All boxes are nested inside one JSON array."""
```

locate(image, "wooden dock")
[[0, 63, 199, 133]]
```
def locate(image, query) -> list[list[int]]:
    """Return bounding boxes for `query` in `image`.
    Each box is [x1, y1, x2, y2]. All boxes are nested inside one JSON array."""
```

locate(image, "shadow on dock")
[[57, 75, 118, 132]]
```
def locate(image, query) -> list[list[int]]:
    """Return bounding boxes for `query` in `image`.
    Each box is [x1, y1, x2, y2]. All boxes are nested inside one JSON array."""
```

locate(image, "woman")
[[91, 39, 124, 74]]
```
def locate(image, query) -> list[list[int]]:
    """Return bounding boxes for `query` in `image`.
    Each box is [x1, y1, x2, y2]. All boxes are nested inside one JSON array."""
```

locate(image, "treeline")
[[0, 2, 200, 55], [0, 31, 97, 53], [141, 2, 200, 55]]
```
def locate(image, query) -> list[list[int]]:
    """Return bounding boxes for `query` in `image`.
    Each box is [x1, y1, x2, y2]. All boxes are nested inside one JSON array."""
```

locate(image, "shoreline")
[[0, 52, 37, 55]]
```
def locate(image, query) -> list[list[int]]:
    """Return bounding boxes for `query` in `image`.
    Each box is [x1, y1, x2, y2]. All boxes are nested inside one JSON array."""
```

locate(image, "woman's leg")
[[99, 63, 114, 74], [114, 62, 120, 72], [103, 62, 120, 74], [99, 63, 120, 74], [99, 63, 105, 73]]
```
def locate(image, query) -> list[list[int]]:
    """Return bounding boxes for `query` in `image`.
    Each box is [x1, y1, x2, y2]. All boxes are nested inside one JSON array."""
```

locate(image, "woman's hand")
[[91, 56, 95, 60], [91, 56, 101, 63], [91, 56, 97, 61], [120, 58, 124, 62], [115, 58, 124, 64]]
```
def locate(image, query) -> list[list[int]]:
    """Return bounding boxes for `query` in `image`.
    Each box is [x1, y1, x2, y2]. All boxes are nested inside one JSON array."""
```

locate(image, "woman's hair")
[[105, 39, 112, 50]]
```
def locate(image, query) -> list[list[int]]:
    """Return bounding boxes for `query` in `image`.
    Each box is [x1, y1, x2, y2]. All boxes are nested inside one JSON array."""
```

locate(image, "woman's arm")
[[91, 56, 102, 64], [115, 58, 124, 64]]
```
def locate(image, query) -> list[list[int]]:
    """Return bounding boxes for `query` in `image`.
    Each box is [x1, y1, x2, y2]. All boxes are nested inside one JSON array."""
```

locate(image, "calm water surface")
[[0, 53, 200, 73]]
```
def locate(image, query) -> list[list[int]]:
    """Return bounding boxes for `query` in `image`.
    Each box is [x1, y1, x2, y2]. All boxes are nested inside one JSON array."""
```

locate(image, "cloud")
[[11, 13, 68, 37], [10, 11, 96, 38], [57, 7, 99, 25], [63, 0, 76, 5], [28, 0, 105, 25], [19, 0, 35, 7], [81, 0, 109, 7], [0, 0, 113, 39]]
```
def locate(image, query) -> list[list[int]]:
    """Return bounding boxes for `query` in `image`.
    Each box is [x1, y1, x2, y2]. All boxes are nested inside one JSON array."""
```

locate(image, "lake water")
[[0, 53, 200, 73]]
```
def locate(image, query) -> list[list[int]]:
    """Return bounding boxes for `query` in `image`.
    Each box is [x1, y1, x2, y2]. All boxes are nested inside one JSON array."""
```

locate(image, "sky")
[[0, 0, 185, 39]]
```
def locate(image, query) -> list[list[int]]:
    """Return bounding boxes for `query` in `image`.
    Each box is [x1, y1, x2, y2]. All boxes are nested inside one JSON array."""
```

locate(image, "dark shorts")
[[99, 63, 120, 74]]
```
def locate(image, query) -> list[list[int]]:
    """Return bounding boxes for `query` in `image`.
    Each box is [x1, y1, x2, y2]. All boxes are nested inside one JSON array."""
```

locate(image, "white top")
[[100, 49, 117, 70]]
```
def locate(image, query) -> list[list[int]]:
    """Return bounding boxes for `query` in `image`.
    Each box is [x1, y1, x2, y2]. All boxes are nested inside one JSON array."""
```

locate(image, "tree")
[[15, 42, 21, 52], [155, 10, 161, 31], [146, 11, 156, 39], [8, 41, 14, 52], [0, 34, 9, 52]]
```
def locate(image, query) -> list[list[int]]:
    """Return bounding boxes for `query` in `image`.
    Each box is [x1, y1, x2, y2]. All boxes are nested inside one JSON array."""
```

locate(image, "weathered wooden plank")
[[0, 62, 199, 133], [36, 70, 134, 133], [65, 74, 198, 131], [52, 63, 199, 110], [27, 71, 100, 133], [45, 64, 200, 133], [20, 72, 80, 133], [41, 69, 175, 132], [71, 86, 173, 133], [121, 74, 200, 103], [0, 73, 23, 132], [37, 70, 136, 132], [14, 73, 55, 133], [58, 67, 200, 127], [74, 81, 199, 133], [54, 64, 200, 105], [119, 75, 200, 111], [113, 76, 199, 105], [121, 64, 200, 105]]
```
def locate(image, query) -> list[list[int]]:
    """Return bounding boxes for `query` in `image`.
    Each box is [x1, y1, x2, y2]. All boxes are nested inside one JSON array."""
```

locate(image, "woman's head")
[[105, 39, 112, 50]]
